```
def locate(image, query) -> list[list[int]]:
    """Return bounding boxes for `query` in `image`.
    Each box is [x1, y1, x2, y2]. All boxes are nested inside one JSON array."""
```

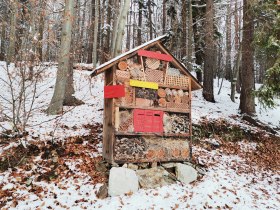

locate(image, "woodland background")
[[0, 1, 280, 209], [0, 0, 279, 118]]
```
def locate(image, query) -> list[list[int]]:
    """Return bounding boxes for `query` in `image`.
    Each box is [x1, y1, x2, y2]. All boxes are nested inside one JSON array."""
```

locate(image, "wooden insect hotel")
[[91, 35, 202, 164]]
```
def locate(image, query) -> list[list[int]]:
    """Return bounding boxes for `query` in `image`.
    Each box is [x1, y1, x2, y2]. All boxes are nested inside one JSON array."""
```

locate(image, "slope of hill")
[[0, 63, 279, 209]]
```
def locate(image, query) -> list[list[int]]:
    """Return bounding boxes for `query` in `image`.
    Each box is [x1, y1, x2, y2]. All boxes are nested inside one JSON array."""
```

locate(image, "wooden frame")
[[95, 37, 201, 164]]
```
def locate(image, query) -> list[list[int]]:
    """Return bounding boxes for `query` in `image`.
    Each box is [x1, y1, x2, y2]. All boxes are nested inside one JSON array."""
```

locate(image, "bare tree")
[[187, 0, 193, 71], [137, 0, 143, 46], [113, 0, 130, 56], [48, 0, 81, 115], [7, 0, 17, 64], [239, 0, 255, 115], [225, 0, 232, 81], [92, 0, 99, 68], [203, 0, 215, 102]]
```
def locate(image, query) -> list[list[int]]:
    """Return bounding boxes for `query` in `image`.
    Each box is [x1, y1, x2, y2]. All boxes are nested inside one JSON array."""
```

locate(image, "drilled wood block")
[[165, 75, 189, 88]]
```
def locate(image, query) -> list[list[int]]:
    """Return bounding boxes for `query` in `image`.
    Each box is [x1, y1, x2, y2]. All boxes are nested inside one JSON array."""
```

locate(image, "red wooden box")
[[133, 109, 164, 133], [104, 85, 125, 98]]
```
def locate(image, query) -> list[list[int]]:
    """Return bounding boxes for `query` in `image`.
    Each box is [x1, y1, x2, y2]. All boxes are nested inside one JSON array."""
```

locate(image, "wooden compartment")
[[164, 75, 189, 88]]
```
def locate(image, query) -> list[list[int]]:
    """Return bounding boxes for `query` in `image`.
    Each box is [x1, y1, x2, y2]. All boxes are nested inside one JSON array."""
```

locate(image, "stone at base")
[[136, 167, 176, 189], [127, 163, 138, 170], [175, 163, 198, 184], [108, 167, 139, 196], [96, 184, 108, 199], [161, 162, 176, 169]]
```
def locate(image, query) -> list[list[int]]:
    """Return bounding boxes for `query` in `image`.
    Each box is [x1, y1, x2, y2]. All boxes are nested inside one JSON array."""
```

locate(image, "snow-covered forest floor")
[[0, 62, 279, 209]]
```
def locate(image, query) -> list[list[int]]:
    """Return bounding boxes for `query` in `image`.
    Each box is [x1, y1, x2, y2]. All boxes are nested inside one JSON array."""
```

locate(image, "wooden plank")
[[130, 79, 158, 89], [158, 84, 189, 91], [138, 50, 173, 62], [115, 107, 120, 131], [103, 67, 115, 163], [115, 131, 190, 137], [118, 105, 191, 114], [188, 80, 192, 161]]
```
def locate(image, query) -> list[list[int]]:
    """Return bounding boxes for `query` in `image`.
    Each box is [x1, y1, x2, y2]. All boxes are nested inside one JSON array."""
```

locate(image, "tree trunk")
[[99, 0, 107, 63], [37, 0, 46, 62], [187, 0, 193, 71], [0, 20, 6, 60], [111, 0, 121, 55], [181, 0, 187, 64], [7, 1, 17, 64], [103, 0, 112, 62], [202, 0, 215, 102], [137, 0, 142, 46], [47, 0, 76, 115], [92, 0, 99, 68], [239, 0, 255, 115], [79, 1, 87, 63], [162, 0, 166, 34], [126, 3, 132, 50], [232, 0, 241, 95], [192, 0, 205, 83], [148, 0, 153, 40], [225, 0, 232, 80], [231, 45, 241, 102], [113, 0, 130, 56], [87, 0, 95, 64]]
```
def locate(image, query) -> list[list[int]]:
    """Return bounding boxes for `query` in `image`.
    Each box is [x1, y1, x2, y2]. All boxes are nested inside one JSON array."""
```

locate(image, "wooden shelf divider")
[[158, 84, 189, 91], [118, 105, 190, 114], [115, 131, 190, 137]]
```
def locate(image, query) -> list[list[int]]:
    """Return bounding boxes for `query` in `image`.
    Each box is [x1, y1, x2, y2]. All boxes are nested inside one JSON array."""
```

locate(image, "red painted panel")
[[134, 109, 164, 133], [138, 50, 173, 62], [104, 85, 125, 98]]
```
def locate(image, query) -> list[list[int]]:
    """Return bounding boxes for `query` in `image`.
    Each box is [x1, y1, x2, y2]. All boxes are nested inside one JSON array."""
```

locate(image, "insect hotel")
[[91, 35, 202, 164]]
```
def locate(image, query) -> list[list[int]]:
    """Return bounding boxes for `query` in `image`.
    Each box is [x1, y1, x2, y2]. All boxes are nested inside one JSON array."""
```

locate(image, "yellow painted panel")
[[130, 80, 158, 90]]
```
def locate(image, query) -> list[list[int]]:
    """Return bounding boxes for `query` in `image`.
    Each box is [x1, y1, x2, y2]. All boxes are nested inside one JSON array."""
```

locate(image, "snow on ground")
[[192, 79, 280, 130], [0, 61, 104, 153], [0, 63, 280, 209]]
